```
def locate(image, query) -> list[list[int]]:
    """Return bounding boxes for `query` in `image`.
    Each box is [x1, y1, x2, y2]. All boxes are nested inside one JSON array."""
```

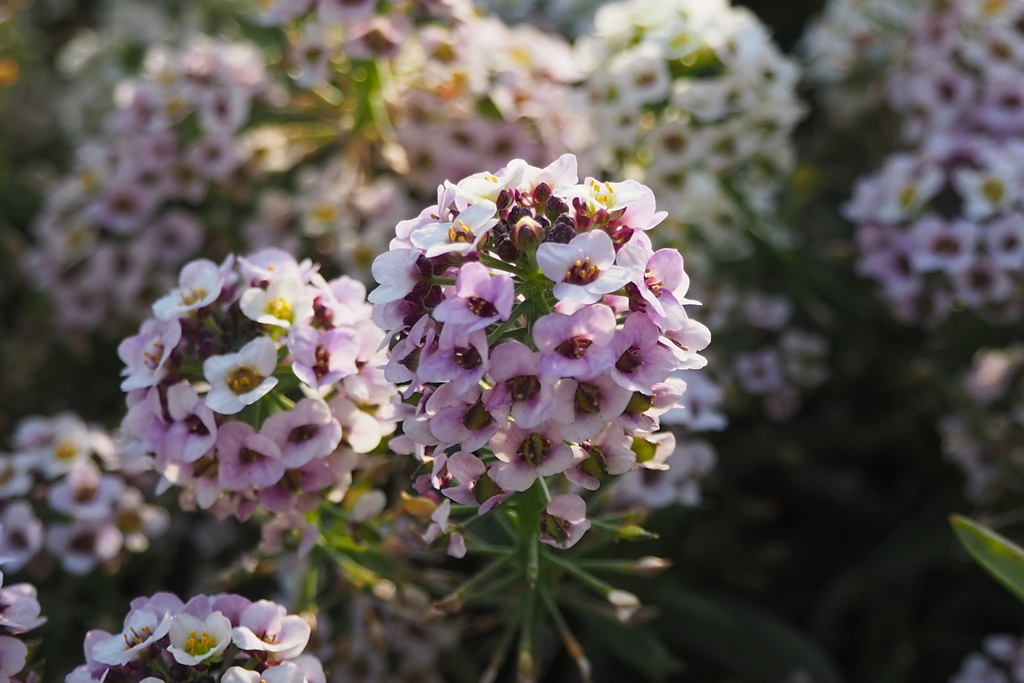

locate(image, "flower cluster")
[[849, 2, 1024, 326], [385, 8, 587, 197], [118, 248, 398, 522], [66, 592, 324, 683], [849, 135, 1024, 326], [799, 0, 921, 122], [1, 413, 168, 576], [938, 345, 1024, 503], [950, 633, 1024, 683], [0, 563, 45, 683], [372, 153, 710, 553], [575, 0, 803, 256], [889, 1, 1024, 143], [26, 35, 276, 332], [709, 290, 829, 421]]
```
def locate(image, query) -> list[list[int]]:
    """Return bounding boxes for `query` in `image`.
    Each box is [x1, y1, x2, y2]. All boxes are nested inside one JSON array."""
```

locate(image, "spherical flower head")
[[539, 493, 591, 550], [203, 337, 280, 415], [240, 276, 315, 329], [152, 257, 229, 320], [167, 611, 232, 666], [537, 230, 631, 305], [409, 201, 499, 258]]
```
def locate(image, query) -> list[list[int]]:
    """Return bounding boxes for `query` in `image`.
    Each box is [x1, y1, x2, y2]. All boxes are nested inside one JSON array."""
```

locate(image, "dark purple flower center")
[[565, 258, 600, 285], [556, 335, 592, 359], [466, 296, 498, 318], [185, 414, 210, 436], [615, 346, 644, 374], [239, 447, 264, 465], [74, 483, 99, 504], [453, 346, 482, 370], [289, 424, 319, 444], [510, 375, 541, 402]]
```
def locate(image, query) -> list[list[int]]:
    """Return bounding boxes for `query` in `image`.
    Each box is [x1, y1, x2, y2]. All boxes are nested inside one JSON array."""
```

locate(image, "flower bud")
[[511, 215, 544, 251]]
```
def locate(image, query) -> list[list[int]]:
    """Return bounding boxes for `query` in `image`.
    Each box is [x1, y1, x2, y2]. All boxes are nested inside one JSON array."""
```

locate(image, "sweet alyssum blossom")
[[371, 153, 712, 561], [66, 592, 324, 683], [119, 248, 399, 523]]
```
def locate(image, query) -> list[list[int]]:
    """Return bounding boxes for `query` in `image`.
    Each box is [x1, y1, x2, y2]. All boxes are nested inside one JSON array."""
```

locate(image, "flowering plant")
[[118, 248, 398, 522], [371, 152, 711, 673], [66, 592, 323, 683]]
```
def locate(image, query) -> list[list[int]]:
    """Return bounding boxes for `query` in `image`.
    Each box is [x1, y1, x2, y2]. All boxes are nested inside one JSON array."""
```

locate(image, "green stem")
[[487, 298, 531, 346], [544, 552, 617, 598], [540, 585, 593, 683], [518, 585, 538, 683]]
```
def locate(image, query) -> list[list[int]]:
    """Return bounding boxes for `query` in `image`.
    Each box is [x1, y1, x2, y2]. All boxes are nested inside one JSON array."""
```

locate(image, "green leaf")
[[950, 514, 1024, 603]]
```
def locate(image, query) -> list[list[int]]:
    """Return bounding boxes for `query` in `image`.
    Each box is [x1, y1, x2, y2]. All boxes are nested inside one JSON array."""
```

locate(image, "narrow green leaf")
[[950, 514, 1024, 603]]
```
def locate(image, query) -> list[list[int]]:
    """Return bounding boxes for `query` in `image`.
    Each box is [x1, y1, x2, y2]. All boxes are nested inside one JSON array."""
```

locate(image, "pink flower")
[[539, 494, 591, 550], [537, 230, 630, 304]]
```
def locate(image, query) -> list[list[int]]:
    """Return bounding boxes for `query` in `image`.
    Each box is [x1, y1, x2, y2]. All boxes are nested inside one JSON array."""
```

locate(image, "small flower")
[[203, 337, 280, 415], [91, 607, 171, 666], [167, 611, 232, 665], [231, 600, 311, 660], [539, 493, 591, 550], [432, 262, 515, 333], [240, 276, 315, 329], [117, 318, 182, 391], [151, 257, 228, 320], [410, 201, 499, 258], [537, 230, 631, 304], [489, 422, 574, 492], [533, 305, 617, 380]]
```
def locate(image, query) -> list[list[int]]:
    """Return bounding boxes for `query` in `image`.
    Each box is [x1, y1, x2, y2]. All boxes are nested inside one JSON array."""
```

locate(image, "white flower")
[[537, 230, 631, 304], [167, 611, 232, 666], [409, 201, 499, 258], [556, 177, 645, 215], [152, 258, 226, 320], [91, 608, 171, 666], [203, 337, 280, 415], [240, 276, 315, 329]]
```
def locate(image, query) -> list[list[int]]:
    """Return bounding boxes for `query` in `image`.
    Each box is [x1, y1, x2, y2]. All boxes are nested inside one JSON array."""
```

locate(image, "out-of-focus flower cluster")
[[0, 560, 45, 683], [119, 248, 398, 523], [703, 290, 829, 422], [372, 153, 712, 555], [950, 633, 1024, 683], [939, 345, 1024, 503], [26, 35, 277, 332], [848, 1, 1024, 326], [575, 0, 803, 257], [66, 591, 324, 683], [386, 8, 587, 196], [799, 0, 920, 122], [1, 413, 168, 576], [311, 589, 460, 683]]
